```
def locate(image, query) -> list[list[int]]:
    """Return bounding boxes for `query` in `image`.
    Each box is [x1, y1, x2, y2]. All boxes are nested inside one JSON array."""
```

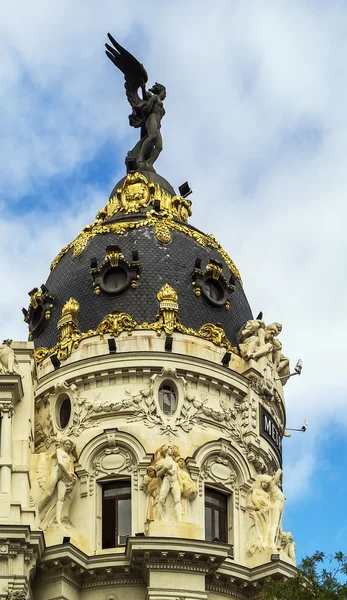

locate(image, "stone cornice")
[[0, 374, 24, 404], [36, 350, 248, 399], [35, 538, 296, 592], [0, 525, 44, 560]]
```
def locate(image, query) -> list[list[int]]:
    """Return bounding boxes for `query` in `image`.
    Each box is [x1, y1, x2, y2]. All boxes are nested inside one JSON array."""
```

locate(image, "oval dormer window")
[[158, 382, 178, 416], [57, 394, 71, 429]]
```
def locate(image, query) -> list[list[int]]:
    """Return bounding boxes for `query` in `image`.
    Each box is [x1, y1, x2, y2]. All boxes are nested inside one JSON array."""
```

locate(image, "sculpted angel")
[[105, 33, 166, 170]]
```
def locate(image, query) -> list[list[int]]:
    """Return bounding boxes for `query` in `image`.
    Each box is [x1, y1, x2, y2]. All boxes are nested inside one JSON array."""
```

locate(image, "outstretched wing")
[[105, 33, 148, 108]]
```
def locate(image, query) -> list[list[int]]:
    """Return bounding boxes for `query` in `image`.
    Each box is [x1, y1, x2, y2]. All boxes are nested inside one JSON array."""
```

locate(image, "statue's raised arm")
[[105, 33, 166, 171]]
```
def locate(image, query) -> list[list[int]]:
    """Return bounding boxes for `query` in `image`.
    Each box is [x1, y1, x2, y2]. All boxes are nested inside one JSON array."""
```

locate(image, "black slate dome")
[[28, 171, 253, 354]]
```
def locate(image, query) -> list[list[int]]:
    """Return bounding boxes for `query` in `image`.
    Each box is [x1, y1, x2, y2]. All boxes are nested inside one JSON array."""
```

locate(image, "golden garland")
[[50, 213, 242, 284], [35, 311, 239, 365]]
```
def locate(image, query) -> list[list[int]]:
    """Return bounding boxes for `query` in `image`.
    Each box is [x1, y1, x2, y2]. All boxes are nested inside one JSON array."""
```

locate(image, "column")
[[0, 403, 14, 494]]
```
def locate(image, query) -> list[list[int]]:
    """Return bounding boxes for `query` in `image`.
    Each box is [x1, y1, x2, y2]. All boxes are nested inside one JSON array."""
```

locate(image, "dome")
[[25, 170, 253, 359]]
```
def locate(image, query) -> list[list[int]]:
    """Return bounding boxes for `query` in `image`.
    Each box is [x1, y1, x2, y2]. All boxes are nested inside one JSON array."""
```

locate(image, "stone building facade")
[[0, 168, 296, 599]]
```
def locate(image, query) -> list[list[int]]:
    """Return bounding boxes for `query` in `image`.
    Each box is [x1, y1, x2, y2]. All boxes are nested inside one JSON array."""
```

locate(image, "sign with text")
[[260, 405, 282, 463]]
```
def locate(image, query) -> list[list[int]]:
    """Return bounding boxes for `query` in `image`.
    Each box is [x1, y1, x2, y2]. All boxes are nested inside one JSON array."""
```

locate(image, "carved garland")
[[50, 211, 242, 284]]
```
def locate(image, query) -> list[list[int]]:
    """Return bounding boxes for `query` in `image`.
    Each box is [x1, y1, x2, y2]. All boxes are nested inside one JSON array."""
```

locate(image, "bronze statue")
[[105, 33, 166, 171]]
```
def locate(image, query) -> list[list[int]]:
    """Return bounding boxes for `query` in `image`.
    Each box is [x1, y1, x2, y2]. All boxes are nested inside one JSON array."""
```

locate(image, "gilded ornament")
[[155, 220, 171, 243], [105, 246, 124, 267], [97, 312, 138, 337], [206, 262, 223, 280], [198, 323, 233, 352], [29, 288, 41, 309], [171, 195, 192, 222], [114, 171, 156, 215], [57, 298, 80, 361], [155, 284, 179, 335], [35, 347, 51, 363]]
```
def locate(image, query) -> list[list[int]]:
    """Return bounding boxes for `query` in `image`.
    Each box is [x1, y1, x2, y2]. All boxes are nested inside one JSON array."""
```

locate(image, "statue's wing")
[[105, 33, 148, 108]]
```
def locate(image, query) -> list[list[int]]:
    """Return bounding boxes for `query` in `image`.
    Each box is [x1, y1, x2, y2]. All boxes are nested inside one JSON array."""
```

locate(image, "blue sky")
[[1, 0, 347, 563]]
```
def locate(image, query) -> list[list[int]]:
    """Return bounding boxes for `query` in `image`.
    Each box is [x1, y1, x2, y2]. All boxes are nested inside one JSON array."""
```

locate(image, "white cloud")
[[0, 0, 346, 507]]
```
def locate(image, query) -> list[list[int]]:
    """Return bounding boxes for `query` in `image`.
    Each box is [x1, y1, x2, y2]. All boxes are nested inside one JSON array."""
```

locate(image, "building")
[[0, 36, 296, 600]]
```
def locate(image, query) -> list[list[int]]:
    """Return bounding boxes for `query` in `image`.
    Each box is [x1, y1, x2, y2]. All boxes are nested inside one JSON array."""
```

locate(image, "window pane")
[[205, 488, 227, 510], [205, 505, 213, 541], [218, 508, 227, 543], [102, 498, 115, 549], [118, 498, 131, 544], [103, 481, 131, 498], [159, 383, 177, 415]]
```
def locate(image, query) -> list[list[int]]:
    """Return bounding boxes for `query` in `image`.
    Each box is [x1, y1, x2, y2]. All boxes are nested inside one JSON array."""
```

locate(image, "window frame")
[[101, 479, 132, 549], [204, 486, 229, 543], [158, 381, 178, 416]]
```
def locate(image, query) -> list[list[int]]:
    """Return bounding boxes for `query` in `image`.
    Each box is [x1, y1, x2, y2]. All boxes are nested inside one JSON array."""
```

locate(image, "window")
[[102, 481, 131, 548], [103, 266, 128, 292], [205, 488, 228, 543], [204, 278, 224, 302], [56, 394, 71, 429], [158, 383, 177, 416]]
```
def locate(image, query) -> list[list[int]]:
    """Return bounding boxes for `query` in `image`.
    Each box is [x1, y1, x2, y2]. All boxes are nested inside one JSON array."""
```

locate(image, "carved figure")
[[156, 445, 182, 521], [143, 465, 160, 522], [38, 438, 78, 529], [238, 320, 290, 387], [246, 469, 285, 554], [105, 33, 166, 170], [281, 530, 296, 561], [175, 457, 197, 500], [175, 456, 197, 521], [144, 444, 197, 524], [0, 339, 19, 374], [265, 323, 290, 382]]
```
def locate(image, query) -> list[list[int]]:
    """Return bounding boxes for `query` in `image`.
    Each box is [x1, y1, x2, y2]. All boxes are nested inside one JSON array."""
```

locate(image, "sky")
[[1, 0, 346, 563]]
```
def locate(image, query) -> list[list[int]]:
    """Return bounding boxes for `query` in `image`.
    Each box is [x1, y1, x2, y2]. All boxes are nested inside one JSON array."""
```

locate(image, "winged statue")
[[105, 33, 166, 171]]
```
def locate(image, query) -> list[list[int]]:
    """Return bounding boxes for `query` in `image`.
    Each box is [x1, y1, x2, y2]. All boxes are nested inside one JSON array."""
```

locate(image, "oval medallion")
[[101, 453, 125, 471], [211, 462, 230, 481]]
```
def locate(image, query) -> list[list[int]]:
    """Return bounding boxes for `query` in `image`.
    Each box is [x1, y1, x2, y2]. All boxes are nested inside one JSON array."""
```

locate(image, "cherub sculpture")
[[105, 33, 166, 170]]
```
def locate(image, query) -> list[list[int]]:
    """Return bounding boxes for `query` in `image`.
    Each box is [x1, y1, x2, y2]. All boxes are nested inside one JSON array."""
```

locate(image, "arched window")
[[158, 382, 178, 416], [102, 480, 131, 548], [204, 487, 228, 543]]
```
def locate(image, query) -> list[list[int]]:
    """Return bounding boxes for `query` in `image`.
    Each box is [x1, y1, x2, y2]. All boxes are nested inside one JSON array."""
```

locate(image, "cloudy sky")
[[1, 0, 346, 561]]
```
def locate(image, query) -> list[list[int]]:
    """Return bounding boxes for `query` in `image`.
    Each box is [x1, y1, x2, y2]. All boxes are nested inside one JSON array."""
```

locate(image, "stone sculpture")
[[142, 465, 161, 522], [246, 469, 285, 554], [238, 320, 290, 388], [38, 438, 78, 529], [144, 444, 196, 524], [281, 530, 296, 561], [0, 339, 19, 374], [156, 445, 182, 521], [105, 33, 166, 170]]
